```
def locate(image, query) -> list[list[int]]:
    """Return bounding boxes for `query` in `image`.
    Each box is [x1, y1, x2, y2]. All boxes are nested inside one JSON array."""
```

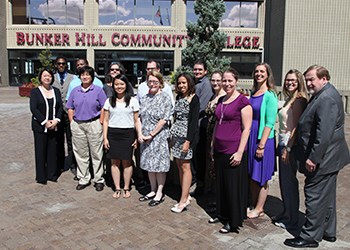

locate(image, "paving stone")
[[1, 87, 350, 249]]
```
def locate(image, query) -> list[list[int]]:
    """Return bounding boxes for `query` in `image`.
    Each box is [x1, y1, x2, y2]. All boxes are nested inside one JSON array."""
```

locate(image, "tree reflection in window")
[[98, 0, 171, 26]]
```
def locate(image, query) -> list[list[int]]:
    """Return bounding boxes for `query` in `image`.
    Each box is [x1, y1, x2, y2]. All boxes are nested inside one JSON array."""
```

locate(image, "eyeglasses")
[[56, 62, 66, 65], [111, 68, 120, 71], [148, 80, 159, 84], [285, 79, 297, 83]]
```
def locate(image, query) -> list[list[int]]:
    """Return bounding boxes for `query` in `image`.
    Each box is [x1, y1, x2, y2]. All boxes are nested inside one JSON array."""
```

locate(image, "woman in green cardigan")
[[247, 63, 278, 219]]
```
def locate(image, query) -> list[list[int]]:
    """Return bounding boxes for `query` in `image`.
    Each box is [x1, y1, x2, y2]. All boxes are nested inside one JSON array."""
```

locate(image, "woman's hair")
[[105, 74, 113, 84], [107, 62, 125, 75], [283, 69, 308, 101], [210, 70, 223, 80], [38, 68, 55, 85], [78, 66, 95, 82], [147, 70, 164, 89], [175, 72, 196, 96], [252, 62, 276, 94], [109, 74, 132, 108], [223, 67, 239, 81]]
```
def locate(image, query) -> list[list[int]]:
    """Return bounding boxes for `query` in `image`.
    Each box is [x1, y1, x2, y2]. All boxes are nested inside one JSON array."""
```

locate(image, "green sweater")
[[257, 90, 278, 139]]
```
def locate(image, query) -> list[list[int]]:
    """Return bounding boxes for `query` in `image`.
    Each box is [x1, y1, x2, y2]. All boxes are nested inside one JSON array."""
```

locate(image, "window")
[[99, 0, 171, 26], [221, 1, 258, 28], [186, 1, 258, 28], [12, 0, 84, 25], [220, 52, 261, 78]]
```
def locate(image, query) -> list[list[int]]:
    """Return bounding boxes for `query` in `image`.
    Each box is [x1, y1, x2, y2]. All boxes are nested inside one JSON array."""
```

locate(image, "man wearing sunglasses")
[[52, 56, 76, 175]]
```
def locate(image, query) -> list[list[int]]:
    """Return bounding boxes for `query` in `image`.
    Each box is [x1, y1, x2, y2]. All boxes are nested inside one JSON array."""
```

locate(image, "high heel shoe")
[[171, 200, 190, 213]]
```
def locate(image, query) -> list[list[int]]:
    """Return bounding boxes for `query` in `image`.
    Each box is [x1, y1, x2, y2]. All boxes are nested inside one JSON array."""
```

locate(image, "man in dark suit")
[[52, 56, 77, 176], [284, 65, 350, 248]]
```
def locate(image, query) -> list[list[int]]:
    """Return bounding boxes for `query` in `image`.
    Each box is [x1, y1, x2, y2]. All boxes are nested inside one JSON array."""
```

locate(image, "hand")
[[256, 148, 264, 158], [281, 149, 290, 164], [104, 139, 110, 150], [45, 120, 55, 130], [138, 134, 144, 144], [181, 140, 190, 154], [142, 135, 152, 144], [305, 159, 317, 172], [230, 152, 242, 166], [132, 139, 137, 149]]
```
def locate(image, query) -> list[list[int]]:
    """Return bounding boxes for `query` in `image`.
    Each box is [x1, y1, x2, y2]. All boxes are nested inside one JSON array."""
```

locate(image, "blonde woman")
[[272, 69, 308, 231]]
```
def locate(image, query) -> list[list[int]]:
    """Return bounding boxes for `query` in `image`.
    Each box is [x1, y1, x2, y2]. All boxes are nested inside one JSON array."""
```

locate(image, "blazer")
[[295, 83, 350, 176], [30, 86, 63, 133], [52, 72, 75, 112]]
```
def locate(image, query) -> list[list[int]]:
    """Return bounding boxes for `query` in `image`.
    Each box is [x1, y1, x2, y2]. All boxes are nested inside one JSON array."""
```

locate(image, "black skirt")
[[106, 127, 135, 160]]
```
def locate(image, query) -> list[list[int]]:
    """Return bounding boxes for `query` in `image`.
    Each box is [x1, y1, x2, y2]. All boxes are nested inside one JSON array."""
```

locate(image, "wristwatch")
[[286, 146, 292, 152]]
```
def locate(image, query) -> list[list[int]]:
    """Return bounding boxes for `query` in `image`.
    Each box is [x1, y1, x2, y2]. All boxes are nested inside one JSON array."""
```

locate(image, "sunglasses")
[[56, 62, 67, 65], [111, 68, 120, 71]]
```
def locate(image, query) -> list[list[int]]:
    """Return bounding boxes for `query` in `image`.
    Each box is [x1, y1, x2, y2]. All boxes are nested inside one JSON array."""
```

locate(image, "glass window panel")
[[99, 0, 118, 25], [152, 0, 171, 26], [221, 1, 258, 28], [186, 0, 198, 23], [116, 0, 135, 25]]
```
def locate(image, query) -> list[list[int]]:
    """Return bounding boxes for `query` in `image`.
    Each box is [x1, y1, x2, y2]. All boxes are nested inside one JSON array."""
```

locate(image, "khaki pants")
[[71, 119, 104, 185]]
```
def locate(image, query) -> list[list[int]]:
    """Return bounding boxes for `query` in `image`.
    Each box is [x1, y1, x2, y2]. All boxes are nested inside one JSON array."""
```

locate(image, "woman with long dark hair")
[[170, 73, 200, 213], [247, 63, 278, 218], [103, 74, 139, 199]]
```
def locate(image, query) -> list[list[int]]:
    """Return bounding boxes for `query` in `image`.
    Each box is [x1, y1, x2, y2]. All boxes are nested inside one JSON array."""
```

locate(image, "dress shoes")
[[76, 183, 90, 190], [284, 237, 318, 248], [149, 195, 165, 206], [323, 235, 337, 242], [139, 194, 155, 202], [95, 183, 104, 192]]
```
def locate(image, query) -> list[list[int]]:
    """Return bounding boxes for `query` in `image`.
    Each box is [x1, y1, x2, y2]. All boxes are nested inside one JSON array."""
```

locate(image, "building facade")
[[265, 0, 350, 91], [6, 0, 265, 86]]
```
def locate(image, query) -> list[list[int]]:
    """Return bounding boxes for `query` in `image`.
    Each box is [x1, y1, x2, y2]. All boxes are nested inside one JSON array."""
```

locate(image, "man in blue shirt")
[[66, 58, 103, 101]]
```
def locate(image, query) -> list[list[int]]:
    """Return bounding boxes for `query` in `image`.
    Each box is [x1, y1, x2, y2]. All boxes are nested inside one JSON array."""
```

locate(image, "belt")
[[75, 115, 100, 122]]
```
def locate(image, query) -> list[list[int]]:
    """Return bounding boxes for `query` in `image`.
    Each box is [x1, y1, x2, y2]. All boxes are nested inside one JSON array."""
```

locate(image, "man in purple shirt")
[[66, 66, 107, 191]]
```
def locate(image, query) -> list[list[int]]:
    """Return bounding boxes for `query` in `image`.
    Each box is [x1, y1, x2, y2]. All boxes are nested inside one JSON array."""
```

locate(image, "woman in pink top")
[[210, 68, 252, 234], [272, 69, 308, 233]]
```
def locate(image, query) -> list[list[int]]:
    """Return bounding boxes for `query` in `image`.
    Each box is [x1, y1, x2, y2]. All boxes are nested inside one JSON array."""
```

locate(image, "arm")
[[29, 89, 47, 125], [132, 111, 139, 149], [103, 110, 110, 150], [306, 97, 338, 172], [142, 119, 168, 144], [183, 95, 200, 153], [256, 93, 278, 158], [282, 97, 307, 164], [48, 89, 63, 130], [230, 105, 253, 166], [136, 116, 144, 144], [68, 109, 75, 123]]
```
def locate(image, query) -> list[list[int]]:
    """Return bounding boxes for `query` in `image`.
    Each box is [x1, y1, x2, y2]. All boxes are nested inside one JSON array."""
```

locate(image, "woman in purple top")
[[66, 66, 107, 192], [210, 68, 252, 234]]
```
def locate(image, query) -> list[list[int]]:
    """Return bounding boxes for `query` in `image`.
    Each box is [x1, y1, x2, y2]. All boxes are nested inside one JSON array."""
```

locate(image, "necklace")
[[219, 102, 229, 125]]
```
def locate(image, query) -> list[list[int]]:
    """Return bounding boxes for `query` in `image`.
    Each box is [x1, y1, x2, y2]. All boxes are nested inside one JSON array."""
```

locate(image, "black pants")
[[57, 111, 76, 171], [33, 130, 58, 183]]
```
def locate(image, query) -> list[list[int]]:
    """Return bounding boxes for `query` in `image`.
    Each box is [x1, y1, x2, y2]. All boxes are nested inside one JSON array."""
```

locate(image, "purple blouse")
[[66, 84, 107, 121], [214, 94, 251, 154]]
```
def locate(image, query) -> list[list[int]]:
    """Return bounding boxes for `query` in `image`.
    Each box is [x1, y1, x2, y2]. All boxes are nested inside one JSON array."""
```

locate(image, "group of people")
[[30, 57, 349, 247]]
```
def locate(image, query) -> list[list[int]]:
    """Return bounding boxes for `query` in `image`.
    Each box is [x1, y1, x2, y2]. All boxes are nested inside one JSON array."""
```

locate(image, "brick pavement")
[[0, 86, 350, 250]]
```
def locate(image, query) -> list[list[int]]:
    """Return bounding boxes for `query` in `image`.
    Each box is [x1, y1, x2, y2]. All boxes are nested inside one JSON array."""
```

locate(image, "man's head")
[[55, 56, 68, 74], [76, 59, 89, 71], [303, 65, 330, 96], [146, 61, 160, 73], [193, 59, 207, 81]]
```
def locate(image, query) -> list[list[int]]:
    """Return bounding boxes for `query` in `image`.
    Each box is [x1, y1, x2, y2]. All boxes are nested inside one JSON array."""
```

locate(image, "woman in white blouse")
[[103, 74, 139, 199]]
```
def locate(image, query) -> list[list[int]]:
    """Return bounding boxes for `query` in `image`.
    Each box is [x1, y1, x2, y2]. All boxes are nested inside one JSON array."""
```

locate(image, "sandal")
[[112, 189, 122, 199], [247, 209, 264, 219], [208, 217, 220, 224], [123, 189, 131, 198]]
